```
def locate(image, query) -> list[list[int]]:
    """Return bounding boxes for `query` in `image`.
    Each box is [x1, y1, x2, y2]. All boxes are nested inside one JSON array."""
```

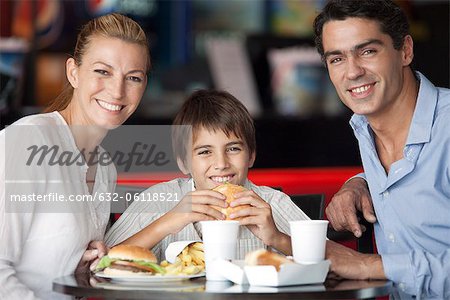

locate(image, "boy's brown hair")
[[172, 89, 256, 165]]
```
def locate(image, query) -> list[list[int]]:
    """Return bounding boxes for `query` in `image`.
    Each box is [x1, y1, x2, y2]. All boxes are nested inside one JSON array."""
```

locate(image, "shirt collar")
[[350, 72, 437, 145], [406, 72, 437, 144]]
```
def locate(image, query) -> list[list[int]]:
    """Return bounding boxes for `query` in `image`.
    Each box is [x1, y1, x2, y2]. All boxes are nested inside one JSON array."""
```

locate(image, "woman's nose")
[[108, 76, 125, 100]]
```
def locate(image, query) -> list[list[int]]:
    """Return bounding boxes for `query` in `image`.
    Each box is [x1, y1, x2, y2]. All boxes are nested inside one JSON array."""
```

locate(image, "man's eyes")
[[361, 49, 377, 56], [328, 49, 377, 65], [329, 57, 342, 64]]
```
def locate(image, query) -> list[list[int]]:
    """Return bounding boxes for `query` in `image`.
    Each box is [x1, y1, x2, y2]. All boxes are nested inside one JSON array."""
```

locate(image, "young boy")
[[105, 90, 309, 261]]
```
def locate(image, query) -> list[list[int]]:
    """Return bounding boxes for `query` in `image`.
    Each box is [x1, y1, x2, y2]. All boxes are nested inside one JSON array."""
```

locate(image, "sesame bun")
[[211, 183, 251, 220], [245, 249, 293, 271], [107, 244, 157, 263]]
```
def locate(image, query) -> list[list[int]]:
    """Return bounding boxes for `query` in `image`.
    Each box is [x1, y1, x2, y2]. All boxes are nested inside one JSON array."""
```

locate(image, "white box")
[[214, 259, 330, 287], [213, 260, 248, 285]]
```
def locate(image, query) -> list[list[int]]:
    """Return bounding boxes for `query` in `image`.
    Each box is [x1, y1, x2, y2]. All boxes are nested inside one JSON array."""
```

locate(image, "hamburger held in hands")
[[95, 245, 164, 275], [211, 183, 251, 220]]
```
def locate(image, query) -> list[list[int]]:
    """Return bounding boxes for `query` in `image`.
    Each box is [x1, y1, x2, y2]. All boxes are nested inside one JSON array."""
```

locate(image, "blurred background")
[[1, 0, 449, 169]]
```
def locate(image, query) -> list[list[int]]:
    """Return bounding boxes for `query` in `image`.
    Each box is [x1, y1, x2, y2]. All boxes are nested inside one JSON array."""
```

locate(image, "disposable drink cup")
[[290, 220, 329, 264], [200, 220, 239, 281]]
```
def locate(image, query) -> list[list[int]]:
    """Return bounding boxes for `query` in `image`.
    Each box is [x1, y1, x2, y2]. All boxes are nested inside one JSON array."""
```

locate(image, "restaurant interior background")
[[1, 0, 449, 170]]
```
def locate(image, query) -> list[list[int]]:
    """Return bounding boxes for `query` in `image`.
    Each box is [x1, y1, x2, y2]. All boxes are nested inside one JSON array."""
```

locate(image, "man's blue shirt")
[[350, 72, 450, 299]]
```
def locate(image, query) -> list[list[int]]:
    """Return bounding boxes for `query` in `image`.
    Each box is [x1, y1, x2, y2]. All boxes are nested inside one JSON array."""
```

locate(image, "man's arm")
[[326, 240, 450, 299], [325, 240, 385, 280], [326, 175, 376, 237]]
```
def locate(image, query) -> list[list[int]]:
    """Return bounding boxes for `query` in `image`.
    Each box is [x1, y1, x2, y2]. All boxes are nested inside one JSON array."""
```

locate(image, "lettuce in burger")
[[95, 244, 164, 275]]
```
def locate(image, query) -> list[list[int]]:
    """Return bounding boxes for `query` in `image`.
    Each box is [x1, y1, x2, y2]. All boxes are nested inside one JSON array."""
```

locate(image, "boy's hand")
[[228, 190, 280, 245], [167, 190, 227, 233]]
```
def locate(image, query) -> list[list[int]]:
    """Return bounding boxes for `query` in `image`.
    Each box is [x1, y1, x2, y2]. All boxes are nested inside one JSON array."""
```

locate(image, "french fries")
[[161, 242, 205, 276]]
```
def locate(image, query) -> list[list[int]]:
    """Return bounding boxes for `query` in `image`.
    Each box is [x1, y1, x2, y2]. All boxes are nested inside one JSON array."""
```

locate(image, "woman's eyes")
[[127, 76, 143, 83], [94, 69, 109, 75], [94, 70, 143, 83]]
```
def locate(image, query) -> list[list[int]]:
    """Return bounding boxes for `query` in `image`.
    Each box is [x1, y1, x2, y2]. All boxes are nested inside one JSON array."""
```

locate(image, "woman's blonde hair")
[[45, 13, 150, 112]]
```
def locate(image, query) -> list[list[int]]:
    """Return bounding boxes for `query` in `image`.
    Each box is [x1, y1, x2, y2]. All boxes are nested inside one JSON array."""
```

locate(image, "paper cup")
[[200, 220, 239, 281], [290, 220, 329, 264]]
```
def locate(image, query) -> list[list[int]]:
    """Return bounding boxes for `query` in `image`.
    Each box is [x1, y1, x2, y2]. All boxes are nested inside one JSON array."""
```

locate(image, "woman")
[[0, 13, 150, 299]]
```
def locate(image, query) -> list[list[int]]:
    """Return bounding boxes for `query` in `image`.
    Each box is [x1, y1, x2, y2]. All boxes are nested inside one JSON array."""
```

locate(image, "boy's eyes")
[[227, 147, 241, 153], [197, 150, 211, 156], [196, 147, 241, 156]]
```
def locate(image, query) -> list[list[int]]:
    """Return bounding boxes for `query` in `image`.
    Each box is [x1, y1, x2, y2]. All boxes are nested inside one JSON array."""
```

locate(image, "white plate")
[[95, 272, 205, 283], [94, 280, 205, 291]]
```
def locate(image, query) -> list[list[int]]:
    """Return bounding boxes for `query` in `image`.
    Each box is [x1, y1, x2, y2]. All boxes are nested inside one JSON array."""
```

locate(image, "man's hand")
[[325, 240, 385, 280], [75, 240, 108, 274], [326, 177, 376, 238]]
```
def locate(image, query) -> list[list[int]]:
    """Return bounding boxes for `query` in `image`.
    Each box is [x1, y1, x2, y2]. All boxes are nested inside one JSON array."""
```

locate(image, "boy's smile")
[[187, 126, 255, 190]]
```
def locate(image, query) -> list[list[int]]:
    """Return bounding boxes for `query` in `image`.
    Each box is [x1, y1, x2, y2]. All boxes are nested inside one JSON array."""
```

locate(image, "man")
[[313, 1, 450, 299]]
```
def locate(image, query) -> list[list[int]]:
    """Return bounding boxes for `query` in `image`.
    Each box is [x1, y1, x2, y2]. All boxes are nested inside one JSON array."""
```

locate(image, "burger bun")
[[211, 183, 251, 220], [103, 267, 149, 276], [108, 244, 157, 263]]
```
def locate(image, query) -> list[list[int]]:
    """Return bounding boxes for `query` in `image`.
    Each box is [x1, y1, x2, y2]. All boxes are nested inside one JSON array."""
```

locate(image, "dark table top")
[[53, 272, 394, 300]]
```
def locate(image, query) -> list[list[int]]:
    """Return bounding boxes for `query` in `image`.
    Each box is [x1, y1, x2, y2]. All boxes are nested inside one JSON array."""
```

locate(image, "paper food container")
[[214, 259, 330, 287], [165, 240, 201, 263], [213, 259, 248, 285], [244, 260, 330, 287], [247, 283, 326, 293]]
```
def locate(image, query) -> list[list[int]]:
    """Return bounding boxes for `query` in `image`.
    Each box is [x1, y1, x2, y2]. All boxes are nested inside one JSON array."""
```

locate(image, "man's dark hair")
[[313, 0, 410, 59]]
